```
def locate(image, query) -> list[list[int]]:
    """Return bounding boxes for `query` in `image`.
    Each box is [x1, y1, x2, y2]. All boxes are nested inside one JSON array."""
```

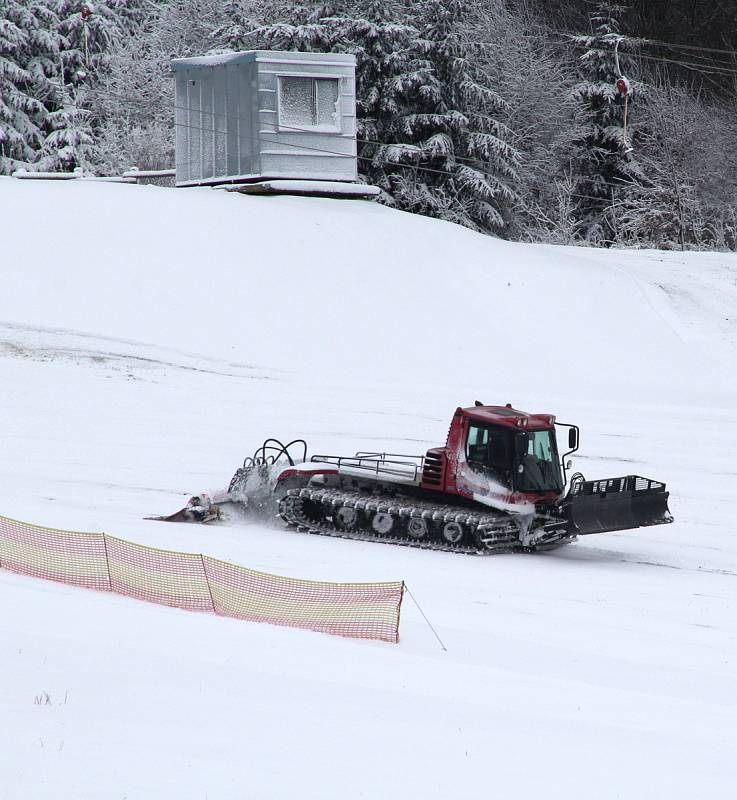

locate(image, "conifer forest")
[[2, 0, 736, 249]]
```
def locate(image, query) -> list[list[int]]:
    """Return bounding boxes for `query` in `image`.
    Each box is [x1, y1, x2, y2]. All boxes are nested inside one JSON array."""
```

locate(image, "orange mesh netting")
[[0, 515, 109, 590], [0, 514, 404, 642], [203, 556, 403, 641], [105, 535, 213, 612]]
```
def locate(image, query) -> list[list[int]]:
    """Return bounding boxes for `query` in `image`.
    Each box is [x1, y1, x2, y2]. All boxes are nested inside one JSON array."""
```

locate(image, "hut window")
[[279, 76, 340, 131]]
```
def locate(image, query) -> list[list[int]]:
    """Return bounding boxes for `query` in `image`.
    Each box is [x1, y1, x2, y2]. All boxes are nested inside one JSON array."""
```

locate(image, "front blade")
[[145, 492, 231, 524], [564, 475, 673, 536]]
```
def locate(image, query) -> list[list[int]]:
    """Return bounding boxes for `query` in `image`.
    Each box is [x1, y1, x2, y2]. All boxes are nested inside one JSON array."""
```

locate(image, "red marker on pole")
[[80, 4, 94, 68]]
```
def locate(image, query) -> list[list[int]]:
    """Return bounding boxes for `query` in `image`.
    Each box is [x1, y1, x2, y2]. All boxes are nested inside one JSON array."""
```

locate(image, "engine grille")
[[422, 451, 445, 487]]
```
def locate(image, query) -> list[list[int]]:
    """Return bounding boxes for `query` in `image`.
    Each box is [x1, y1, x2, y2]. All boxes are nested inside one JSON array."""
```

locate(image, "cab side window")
[[467, 424, 512, 487], [467, 425, 489, 464]]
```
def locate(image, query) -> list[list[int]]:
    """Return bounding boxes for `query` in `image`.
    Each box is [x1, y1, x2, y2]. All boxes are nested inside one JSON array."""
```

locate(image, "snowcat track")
[[278, 487, 540, 555]]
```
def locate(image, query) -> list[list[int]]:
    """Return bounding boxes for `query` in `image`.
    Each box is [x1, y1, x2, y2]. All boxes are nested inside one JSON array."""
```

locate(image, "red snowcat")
[[153, 403, 673, 554]]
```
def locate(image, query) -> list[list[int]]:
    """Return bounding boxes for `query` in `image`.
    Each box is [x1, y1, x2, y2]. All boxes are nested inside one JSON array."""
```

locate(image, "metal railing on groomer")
[[311, 452, 426, 481]]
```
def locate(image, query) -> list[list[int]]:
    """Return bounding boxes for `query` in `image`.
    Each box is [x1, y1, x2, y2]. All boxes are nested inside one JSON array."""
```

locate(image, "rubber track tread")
[[279, 487, 524, 555]]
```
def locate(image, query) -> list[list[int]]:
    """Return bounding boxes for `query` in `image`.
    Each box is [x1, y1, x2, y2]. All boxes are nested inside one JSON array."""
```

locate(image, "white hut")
[[171, 50, 359, 189]]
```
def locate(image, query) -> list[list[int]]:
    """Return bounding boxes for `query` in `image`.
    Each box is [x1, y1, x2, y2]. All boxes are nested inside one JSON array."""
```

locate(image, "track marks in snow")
[[0, 321, 280, 382]]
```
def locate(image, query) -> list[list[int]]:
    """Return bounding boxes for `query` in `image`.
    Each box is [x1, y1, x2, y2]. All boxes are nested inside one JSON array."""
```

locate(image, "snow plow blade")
[[564, 475, 673, 536], [145, 494, 227, 524]]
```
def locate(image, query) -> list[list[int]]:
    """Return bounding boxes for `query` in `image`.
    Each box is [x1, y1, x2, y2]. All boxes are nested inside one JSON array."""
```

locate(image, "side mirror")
[[566, 459, 572, 470], [568, 428, 578, 449]]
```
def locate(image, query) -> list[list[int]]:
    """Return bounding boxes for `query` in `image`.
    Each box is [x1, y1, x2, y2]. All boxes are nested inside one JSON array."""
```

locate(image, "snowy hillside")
[[2, 176, 736, 799]]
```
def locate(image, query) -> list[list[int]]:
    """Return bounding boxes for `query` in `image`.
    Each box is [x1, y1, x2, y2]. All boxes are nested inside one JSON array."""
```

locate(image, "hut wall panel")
[[201, 69, 214, 179], [187, 72, 201, 184], [213, 68, 227, 179], [225, 65, 240, 177], [237, 61, 257, 177], [174, 72, 189, 183]]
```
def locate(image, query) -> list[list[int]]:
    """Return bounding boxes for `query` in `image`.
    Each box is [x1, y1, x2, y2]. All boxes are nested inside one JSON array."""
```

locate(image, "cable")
[[548, 33, 737, 78], [468, 33, 737, 82], [617, 51, 737, 78], [404, 584, 447, 652], [93, 90, 687, 199], [82, 83, 649, 192], [168, 115, 457, 176], [552, 30, 737, 58], [89, 86, 515, 174], [172, 114, 640, 192], [150, 113, 462, 179], [82, 84, 492, 165], [541, 37, 737, 99], [549, 30, 737, 58]]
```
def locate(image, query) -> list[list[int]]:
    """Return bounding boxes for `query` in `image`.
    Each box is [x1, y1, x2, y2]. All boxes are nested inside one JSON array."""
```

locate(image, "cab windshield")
[[514, 429, 563, 493]]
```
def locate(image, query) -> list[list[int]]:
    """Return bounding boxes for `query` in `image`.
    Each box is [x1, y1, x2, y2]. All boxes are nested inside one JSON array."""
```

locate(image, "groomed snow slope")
[[1, 177, 736, 799]]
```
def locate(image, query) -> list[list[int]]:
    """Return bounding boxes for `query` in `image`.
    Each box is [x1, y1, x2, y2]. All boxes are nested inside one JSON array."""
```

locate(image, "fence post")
[[102, 533, 113, 591], [395, 581, 406, 643], [200, 553, 216, 613]]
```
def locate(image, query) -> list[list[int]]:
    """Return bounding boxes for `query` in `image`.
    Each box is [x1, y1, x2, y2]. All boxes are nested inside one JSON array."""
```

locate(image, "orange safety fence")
[[0, 514, 404, 643]]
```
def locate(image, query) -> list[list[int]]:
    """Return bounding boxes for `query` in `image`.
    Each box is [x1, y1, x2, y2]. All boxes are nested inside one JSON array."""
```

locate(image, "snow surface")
[[1, 176, 736, 799]]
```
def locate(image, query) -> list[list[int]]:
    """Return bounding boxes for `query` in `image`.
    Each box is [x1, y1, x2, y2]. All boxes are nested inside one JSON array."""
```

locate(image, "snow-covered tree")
[[155, 0, 232, 58], [91, 29, 176, 173], [566, 1, 644, 243], [55, 1, 123, 81], [92, 0, 231, 173], [246, 2, 346, 51], [39, 89, 95, 170], [612, 78, 737, 250], [36, 2, 123, 172], [335, 1, 417, 145], [0, 0, 60, 172], [106, 0, 154, 37], [0, 0, 132, 173], [213, 0, 275, 52], [458, 1, 581, 243], [382, 0, 521, 232]]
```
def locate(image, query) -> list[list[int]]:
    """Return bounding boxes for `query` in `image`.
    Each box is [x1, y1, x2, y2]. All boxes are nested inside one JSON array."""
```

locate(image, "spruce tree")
[[212, 0, 261, 52], [39, 88, 95, 170], [55, 1, 125, 80], [34, 1, 125, 172], [0, 0, 56, 172], [304, 1, 421, 202], [246, 2, 347, 52], [568, 1, 643, 243], [1, 0, 130, 173], [384, 0, 521, 232]]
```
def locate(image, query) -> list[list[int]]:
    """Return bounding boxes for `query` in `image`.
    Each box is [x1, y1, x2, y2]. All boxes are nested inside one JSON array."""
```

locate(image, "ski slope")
[[1, 176, 736, 799]]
